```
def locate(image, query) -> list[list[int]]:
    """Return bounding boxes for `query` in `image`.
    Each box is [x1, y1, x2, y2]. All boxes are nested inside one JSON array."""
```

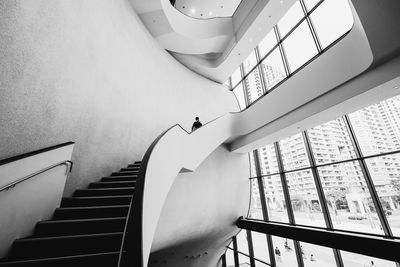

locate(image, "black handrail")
[[118, 125, 177, 267], [0, 160, 73, 192], [0, 142, 74, 166], [237, 218, 400, 262], [0, 142, 75, 192]]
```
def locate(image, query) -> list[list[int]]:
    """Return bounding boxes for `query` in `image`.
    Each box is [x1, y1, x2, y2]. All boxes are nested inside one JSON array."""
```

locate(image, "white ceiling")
[[174, 0, 242, 19]]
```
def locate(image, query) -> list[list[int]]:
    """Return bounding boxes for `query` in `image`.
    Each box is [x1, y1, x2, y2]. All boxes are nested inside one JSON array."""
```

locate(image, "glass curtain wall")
[[228, 0, 353, 110], [224, 94, 400, 267]]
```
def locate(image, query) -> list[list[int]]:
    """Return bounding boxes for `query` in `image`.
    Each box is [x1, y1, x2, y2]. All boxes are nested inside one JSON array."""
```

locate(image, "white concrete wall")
[[149, 145, 249, 267], [0, 0, 237, 196]]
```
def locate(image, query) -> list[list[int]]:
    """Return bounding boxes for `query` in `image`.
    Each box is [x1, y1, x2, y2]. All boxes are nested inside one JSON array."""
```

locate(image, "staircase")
[[0, 161, 141, 267]]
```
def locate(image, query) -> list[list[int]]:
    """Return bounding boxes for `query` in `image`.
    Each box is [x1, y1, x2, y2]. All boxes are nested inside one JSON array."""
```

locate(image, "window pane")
[[251, 232, 270, 264], [258, 144, 279, 175], [249, 152, 257, 177], [300, 242, 336, 267], [286, 170, 325, 227], [243, 50, 258, 75], [272, 237, 297, 267], [226, 248, 235, 267], [263, 175, 290, 223], [307, 118, 357, 165], [341, 250, 397, 267], [283, 20, 318, 72], [318, 161, 384, 234], [231, 67, 242, 87], [304, 0, 321, 11], [277, 1, 305, 38], [279, 133, 311, 171], [311, 0, 353, 49], [239, 254, 251, 266], [349, 95, 400, 156], [259, 47, 287, 91], [249, 178, 264, 220], [233, 83, 246, 110], [236, 230, 249, 255], [244, 67, 264, 104], [365, 153, 400, 237], [258, 30, 278, 58]]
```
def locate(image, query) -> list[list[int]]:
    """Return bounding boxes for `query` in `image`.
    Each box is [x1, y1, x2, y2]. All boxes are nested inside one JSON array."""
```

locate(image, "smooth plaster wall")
[[0, 0, 237, 196], [149, 145, 249, 267]]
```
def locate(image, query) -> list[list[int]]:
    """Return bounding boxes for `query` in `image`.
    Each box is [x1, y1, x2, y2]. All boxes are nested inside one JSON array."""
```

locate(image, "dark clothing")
[[275, 248, 281, 256], [192, 121, 202, 131]]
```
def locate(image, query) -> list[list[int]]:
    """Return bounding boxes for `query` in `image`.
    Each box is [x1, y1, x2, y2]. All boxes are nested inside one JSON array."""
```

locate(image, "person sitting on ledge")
[[191, 117, 203, 132]]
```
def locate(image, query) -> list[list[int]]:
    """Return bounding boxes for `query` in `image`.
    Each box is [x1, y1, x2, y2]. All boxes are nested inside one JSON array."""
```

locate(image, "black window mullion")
[[344, 115, 394, 238], [275, 26, 291, 76], [273, 142, 296, 224], [274, 142, 305, 267], [232, 236, 240, 267], [299, 0, 322, 52], [302, 132, 344, 267], [253, 150, 277, 267], [246, 230, 256, 267], [221, 253, 227, 267]]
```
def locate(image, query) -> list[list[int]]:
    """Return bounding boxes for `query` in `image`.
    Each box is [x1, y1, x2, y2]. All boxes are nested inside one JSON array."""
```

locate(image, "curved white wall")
[[149, 145, 249, 267], [0, 0, 238, 196]]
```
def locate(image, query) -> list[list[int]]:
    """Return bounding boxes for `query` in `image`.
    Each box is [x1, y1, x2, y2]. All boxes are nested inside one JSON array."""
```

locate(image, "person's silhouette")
[[191, 117, 203, 131]]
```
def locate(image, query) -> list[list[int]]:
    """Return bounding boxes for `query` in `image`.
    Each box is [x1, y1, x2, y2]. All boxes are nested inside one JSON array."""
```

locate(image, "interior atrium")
[[0, 0, 400, 267]]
